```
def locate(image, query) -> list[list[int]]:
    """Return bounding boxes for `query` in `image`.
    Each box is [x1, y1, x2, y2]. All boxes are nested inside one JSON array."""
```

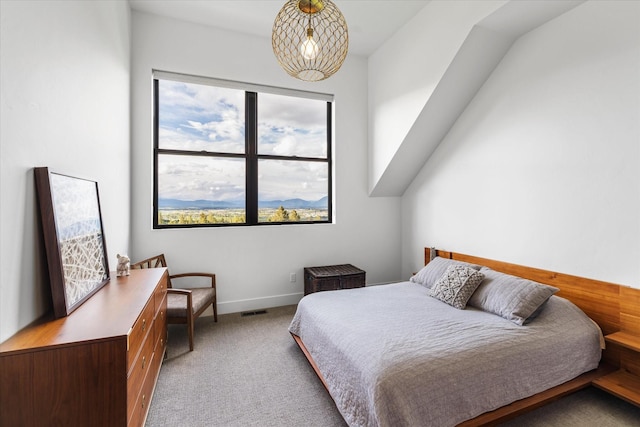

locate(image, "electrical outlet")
[[290, 272, 296, 283]]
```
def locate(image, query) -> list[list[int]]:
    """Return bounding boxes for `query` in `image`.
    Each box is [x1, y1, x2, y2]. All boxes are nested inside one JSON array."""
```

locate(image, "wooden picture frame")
[[34, 167, 110, 318]]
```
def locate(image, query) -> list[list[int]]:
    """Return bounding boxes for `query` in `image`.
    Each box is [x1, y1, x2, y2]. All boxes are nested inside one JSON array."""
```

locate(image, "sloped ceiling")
[[369, 0, 585, 197]]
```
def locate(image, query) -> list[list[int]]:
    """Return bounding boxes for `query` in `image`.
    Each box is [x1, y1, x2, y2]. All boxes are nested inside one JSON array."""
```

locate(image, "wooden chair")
[[131, 254, 217, 351]]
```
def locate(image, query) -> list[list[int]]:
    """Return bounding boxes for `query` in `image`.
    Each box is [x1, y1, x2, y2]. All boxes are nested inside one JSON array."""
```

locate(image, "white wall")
[[0, 1, 131, 342], [131, 12, 401, 314], [402, 1, 640, 288], [367, 1, 505, 192]]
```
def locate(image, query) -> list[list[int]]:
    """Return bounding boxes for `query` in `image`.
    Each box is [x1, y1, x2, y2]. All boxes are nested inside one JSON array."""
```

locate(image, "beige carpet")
[[145, 305, 640, 427]]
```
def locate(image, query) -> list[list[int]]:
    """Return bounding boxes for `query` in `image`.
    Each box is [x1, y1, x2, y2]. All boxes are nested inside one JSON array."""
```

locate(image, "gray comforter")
[[289, 282, 602, 427]]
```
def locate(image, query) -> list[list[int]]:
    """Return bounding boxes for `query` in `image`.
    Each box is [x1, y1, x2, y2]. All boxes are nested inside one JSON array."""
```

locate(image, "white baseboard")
[[216, 292, 304, 315], [199, 286, 400, 318]]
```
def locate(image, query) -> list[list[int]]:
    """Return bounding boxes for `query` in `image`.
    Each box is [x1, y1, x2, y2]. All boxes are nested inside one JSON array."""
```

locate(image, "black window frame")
[[152, 74, 333, 229]]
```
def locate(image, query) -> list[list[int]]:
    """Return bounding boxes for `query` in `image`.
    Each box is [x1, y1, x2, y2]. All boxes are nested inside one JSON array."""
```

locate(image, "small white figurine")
[[116, 254, 130, 277]]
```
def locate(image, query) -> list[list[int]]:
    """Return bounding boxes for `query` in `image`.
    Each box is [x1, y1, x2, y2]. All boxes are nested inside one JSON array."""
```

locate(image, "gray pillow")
[[468, 267, 559, 325], [410, 256, 482, 289], [429, 265, 485, 309]]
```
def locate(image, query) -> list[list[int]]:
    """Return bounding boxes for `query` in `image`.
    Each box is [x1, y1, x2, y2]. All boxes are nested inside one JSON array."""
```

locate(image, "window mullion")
[[156, 149, 245, 159], [246, 92, 258, 225], [326, 101, 333, 223], [153, 79, 160, 228], [256, 154, 328, 162]]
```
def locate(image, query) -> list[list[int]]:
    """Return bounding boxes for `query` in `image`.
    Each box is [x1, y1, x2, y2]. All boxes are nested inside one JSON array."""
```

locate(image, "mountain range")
[[158, 196, 328, 210]]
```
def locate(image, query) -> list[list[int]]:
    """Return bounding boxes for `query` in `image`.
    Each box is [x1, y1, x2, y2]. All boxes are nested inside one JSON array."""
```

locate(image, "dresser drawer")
[[154, 272, 168, 314], [127, 298, 155, 370], [127, 325, 154, 416], [128, 349, 161, 427], [154, 296, 167, 352], [127, 353, 156, 427]]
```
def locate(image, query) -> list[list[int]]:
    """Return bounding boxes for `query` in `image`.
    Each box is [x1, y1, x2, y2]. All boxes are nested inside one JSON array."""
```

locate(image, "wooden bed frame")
[[291, 247, 640, 426]]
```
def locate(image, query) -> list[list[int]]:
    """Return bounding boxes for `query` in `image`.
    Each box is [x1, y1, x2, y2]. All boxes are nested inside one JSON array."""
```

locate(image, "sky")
[[50, 173, 103, 237], [157, 79, 328, 203]]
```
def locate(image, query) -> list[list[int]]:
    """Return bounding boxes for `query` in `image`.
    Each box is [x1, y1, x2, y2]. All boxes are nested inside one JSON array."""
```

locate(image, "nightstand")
[[592, 331, 640, 406], [304, 264, 366, 295]]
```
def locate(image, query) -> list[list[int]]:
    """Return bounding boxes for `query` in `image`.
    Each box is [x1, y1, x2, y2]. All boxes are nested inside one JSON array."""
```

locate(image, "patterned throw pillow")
[[429, 265, 485, 309]]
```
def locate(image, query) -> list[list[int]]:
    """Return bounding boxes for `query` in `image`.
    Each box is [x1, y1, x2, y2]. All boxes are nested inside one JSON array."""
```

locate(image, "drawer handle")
[[142, 319, 146, 332], [141, 394, 146, 409], [142, 356, 146, 370]]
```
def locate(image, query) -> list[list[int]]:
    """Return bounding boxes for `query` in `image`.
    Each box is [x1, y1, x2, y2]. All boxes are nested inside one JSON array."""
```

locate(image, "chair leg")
[[187, 313, 194, 351], [213, 297, 218, 322]]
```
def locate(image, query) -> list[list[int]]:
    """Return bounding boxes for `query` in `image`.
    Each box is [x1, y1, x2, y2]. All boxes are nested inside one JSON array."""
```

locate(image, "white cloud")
[[158, 155, 245, 201], [158, 80, 329, 202]]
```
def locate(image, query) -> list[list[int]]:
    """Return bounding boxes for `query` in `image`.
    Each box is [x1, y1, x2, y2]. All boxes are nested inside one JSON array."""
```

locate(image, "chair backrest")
[[131, 254, 171, 286], [131, 254, 167, 269]]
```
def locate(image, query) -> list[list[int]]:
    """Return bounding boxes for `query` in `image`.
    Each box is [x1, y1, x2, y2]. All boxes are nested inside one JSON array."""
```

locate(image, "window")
[[153, 72, 332, 228]]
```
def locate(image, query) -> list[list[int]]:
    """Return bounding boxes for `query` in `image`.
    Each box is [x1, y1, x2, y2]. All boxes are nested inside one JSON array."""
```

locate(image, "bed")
[[289, 248, 623, 427]]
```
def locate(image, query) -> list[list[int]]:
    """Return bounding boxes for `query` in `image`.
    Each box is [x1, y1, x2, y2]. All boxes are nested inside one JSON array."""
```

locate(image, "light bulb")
[[300, 28, 319, 60]]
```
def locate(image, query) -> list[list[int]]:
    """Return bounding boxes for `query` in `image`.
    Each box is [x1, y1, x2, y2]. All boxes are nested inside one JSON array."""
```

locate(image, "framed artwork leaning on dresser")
[[34, 167, 110, 318]]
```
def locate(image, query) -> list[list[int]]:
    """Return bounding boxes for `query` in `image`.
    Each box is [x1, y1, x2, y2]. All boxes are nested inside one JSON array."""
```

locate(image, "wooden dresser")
[[0, 268, 168, 427]]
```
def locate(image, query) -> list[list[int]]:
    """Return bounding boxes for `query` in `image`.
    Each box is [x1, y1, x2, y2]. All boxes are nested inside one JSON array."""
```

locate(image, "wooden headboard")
[[425, 247, 640, 371]]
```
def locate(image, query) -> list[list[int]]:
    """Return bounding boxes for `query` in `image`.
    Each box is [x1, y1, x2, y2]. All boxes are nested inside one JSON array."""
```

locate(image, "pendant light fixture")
[[272, 0, 349, 82]]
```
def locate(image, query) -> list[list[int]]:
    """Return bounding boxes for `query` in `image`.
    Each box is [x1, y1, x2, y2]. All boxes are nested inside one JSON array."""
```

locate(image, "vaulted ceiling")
[[368, 0, 586, 196]]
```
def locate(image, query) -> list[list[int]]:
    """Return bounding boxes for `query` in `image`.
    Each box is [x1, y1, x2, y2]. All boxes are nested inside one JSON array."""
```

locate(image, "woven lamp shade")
[[272, 0, 348, 82]]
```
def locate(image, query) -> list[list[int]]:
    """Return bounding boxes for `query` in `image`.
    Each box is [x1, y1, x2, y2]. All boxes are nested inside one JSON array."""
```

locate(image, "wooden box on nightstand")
[[304, 264, 365, 295]]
